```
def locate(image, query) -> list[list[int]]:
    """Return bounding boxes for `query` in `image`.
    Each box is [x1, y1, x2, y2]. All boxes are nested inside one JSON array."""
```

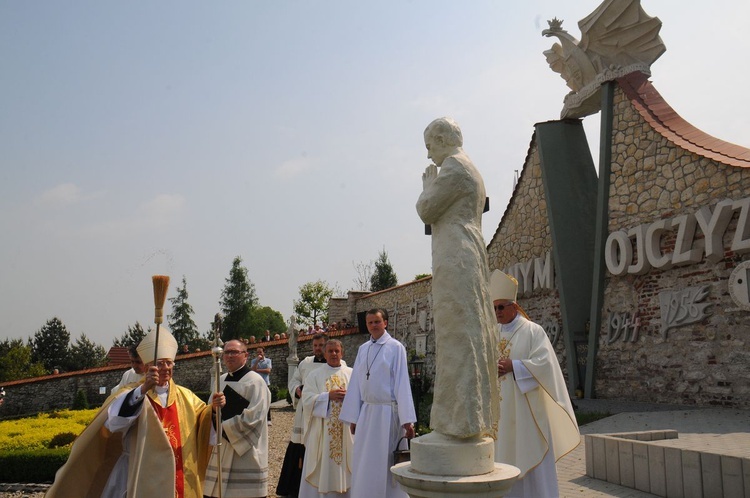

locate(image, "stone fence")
[[0, 327, 367, 419], [585, 430, 747, 497]]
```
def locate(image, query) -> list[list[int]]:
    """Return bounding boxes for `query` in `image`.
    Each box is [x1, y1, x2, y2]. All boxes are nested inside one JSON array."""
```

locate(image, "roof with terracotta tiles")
[[107, 346, 131, 365], [617, 72, 750, 168]]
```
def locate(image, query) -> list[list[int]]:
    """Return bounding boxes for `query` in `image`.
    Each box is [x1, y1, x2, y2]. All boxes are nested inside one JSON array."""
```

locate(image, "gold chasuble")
[[46, 380, 213, 498], [145, 381, 213, 498]]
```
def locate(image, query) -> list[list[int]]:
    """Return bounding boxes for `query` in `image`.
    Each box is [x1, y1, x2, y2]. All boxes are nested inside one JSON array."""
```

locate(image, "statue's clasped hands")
[[422, 163, 438, 189]]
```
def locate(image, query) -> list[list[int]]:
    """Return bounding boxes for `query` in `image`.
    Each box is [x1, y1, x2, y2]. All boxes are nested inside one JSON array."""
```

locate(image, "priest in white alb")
[[491, 269, 580, 498], [339, 308, 416, 498], [299, 339, 354, 498]]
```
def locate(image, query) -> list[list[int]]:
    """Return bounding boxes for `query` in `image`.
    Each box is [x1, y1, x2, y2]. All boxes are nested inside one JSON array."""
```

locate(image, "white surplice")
[[495, 314, 580, 498], [339, 332, 416, 498], [203, 367, 270, 498], [289, 356, 346, 444], [299, 364, 354, 498]]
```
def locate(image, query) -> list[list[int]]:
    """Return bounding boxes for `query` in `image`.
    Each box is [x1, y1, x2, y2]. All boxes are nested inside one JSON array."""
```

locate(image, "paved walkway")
[[557, 400, 750, 497], [2, 400, 747, 497]]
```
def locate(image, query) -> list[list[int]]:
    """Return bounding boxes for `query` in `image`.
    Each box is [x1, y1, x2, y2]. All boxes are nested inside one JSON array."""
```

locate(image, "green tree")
[[370, 248, 398, 292], [0, 339, 46, 381], [414, 273, 431, 280], [168, 275, 199, 347], [220, 256, 259, 340], [113, 322, 147, 348], [247, 306, 286, 338], [294, 280, 334, 326], [67, 333, 108, 371], [31, 317, 70, 373]]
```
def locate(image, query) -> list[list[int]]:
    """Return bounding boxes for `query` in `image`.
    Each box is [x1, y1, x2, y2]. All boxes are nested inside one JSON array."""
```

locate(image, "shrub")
[[275, 387, 289, 404], [47, 431, 77, 448], [0, 448, 70, 483], [72, 389, 89, 410], [0, 409, 96, 452], [268, 385, 279, 402]]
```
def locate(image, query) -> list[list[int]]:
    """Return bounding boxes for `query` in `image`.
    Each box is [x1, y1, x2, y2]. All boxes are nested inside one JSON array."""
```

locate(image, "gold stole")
[[325, 373, 347, 465]]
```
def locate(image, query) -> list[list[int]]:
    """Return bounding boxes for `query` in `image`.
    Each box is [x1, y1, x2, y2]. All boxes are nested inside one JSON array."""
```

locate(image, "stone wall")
[[327, 297, 350, 327], [353, 278, 434, 378], [594, 86, 750, 407], [485, 136, 569, 376], [0, 329, 367, 419], [487, 137, 553, 272]]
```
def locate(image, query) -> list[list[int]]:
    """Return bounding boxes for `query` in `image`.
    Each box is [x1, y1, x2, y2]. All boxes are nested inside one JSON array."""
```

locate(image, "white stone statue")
[[287, 316, 298, 359], [416, 117, 499, 439], [542, 0, 666, 118]]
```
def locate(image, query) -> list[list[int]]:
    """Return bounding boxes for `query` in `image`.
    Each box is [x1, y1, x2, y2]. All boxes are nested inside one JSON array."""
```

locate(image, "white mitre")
[[137, 326, 177, 363], [489, 269, 518, 302]]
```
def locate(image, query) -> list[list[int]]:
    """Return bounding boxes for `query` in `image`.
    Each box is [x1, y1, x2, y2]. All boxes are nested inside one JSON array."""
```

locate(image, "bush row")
[[0, 448, 69, 483]]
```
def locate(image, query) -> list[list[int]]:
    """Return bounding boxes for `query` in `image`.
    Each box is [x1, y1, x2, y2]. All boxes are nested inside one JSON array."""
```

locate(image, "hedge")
[[0, 448, 69, 483]]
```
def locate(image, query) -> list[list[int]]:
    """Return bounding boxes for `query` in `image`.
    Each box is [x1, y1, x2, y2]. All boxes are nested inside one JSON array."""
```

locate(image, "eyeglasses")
[[155, 360, 174, 368], [224, 350, 246, 356], [494, 303, 513, 311]]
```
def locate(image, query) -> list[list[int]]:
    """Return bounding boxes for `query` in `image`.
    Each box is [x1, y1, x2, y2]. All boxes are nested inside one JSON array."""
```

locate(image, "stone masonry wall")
[[327, 297, 350, 327], [595, 85, 750, 407], [0, 329, 365, 419], [485, 137, 569, 375], [487, 138, 553, 271], [353, 278, 434, 379]]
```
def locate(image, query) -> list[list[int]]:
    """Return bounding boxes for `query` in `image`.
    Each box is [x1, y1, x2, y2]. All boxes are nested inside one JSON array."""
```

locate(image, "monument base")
[[410, 432, 495, 476], [391, 462, 520, 498], [391, 432, 520, 497]]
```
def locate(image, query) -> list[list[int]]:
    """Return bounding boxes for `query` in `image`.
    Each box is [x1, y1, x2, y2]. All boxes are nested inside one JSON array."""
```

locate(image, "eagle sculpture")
[[543, 0, 666, 118]]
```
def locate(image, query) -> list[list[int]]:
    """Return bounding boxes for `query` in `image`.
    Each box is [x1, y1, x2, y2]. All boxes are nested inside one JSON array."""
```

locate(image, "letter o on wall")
[[605, 231, 633, 276]]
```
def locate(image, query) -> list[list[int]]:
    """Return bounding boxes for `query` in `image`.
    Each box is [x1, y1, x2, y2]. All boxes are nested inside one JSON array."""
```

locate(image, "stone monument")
[[542, 0, 665, 118], [287, 315, 298, 360], [391, 117, 519, 497], [286, 315, 299, 387]]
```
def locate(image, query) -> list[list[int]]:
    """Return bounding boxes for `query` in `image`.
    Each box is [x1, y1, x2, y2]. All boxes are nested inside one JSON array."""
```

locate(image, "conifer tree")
[[67, 333, 108, 371], [31, 317, 70, 373], [220, 256, 259, 340], [168, 275, 199, 347], [370, 248, 398, 292], [114, 322, 147, 348]]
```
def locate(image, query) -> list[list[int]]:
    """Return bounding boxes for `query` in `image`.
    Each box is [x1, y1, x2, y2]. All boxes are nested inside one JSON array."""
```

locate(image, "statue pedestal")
[[286, 357, 299, 387], [391, 433, 519, 498]]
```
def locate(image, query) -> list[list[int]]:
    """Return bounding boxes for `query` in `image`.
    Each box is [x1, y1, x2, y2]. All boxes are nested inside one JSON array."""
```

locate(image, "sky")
[[1, 1, 748, 348]]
